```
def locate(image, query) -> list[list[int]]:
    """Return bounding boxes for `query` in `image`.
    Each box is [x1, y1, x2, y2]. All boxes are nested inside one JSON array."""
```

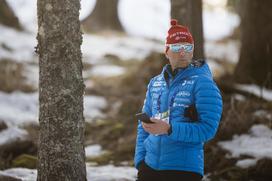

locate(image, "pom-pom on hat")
[[165, 19, 194, 54]]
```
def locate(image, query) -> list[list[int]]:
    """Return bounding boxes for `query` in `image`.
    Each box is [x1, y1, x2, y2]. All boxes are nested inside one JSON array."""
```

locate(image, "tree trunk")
[[0, 0, 22, 30], [234, 0, 272, 88], [171, 0, 204, 60], [36, 0, 86, 180], [81, 0, 124, 33]]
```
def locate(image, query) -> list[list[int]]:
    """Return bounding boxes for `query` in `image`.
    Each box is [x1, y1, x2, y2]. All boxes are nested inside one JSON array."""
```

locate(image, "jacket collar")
[[161, 59, 211, 86]]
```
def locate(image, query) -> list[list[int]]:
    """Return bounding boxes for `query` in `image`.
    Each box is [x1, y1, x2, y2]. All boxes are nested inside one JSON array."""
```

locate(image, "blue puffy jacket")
[[134, 60, 223, 176]]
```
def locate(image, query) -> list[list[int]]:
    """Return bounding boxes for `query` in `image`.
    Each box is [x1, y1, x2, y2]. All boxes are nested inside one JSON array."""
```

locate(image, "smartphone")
[[135, 112, 154, 124]]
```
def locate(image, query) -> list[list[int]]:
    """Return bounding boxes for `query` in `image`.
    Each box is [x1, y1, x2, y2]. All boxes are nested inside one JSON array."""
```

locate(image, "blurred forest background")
[[0, 0, 271, 180]]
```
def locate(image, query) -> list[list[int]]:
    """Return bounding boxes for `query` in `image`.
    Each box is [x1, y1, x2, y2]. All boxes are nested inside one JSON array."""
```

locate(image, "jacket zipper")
[[157, 79, 171, 168], [156, 65, 193, 168]]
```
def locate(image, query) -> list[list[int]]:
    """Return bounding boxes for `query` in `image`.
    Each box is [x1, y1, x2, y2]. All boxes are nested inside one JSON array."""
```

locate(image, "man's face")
[[165, 43, 194, 66]]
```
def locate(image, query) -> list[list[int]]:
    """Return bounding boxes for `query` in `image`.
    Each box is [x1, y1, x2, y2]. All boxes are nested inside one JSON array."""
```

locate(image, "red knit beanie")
[[165, 19, 194, 53]]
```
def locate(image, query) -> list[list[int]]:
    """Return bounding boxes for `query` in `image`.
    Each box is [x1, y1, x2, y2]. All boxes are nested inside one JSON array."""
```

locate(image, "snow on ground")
[[0, 127, 28, 146], [235, 84, 272, 101], [6, 0, 240, 42], [0, 168, 37, 181], [84, 64, 126, 78], [235, 159, 258, 169], [0, 25, 36, 63], [218, 124, 272, 168], [0, 91, 38, 127], [253, 110, 272, 120], [84, 95, 108, 121], [86, 164, 137, 181], [6, 0, 37, 33], [1, 0, 243, 179], [205, 40, 240, 63], [85, 144, 104, 157], [0, 164, 137, 181], [0, 91, 107, 127], [203, 0, 228, 8], [2, 0, 241, 79], [4, 0, 241, 61], [82, 34, 164, 62]]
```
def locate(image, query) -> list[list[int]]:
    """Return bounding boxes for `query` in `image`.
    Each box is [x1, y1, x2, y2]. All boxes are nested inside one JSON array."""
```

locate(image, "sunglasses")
[[167, 44, 194, 53]]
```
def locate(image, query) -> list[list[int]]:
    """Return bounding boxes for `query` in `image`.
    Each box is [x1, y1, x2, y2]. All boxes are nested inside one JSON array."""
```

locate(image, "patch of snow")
[[0, 91, 107, 127], [4, 0, 240, 65], [85, 144, 104, 157], [205, 40, 240, 63], [218, 124, 272, 166], [236, 158, 258, 169], [87, 65, 126, 77], [0, 127, 28, 146], [233, 94, 246, 101], [84, 95, 108, 120], [235, 84, 272, 101], [6, 0, 37, 33], [82, 34, 164, 62], [0, 25, 36, 63], [6, 0, 239, 42], [0, 91, 38, 127], [0, 164, 137, 181], [86, 164, 137, 181], [203, 0, 228, 8], [0, 168, 37, 181], [253, 110, 272, 120]]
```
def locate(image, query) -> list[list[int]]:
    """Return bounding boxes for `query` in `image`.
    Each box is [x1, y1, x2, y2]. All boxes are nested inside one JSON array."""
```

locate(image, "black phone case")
[[135, 113, 154, 124]]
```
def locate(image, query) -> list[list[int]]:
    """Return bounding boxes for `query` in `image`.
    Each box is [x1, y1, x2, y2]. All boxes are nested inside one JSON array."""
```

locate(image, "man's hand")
[[142, 118, 170, 135]]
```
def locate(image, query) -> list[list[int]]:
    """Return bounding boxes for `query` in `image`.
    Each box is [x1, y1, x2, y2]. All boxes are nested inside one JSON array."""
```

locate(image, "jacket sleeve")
[[168, 77, 223, 143], [134, 79, 153, 169]]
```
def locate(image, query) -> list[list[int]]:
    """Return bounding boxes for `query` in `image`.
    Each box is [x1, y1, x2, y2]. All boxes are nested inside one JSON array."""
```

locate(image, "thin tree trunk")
[[171, 0, 204, 60], [36, 0, 86, 180], [234, 0, 272, 88], [81, 0, 124, 33]]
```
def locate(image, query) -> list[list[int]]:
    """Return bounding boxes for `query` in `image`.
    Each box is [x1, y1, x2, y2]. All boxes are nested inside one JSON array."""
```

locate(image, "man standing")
[[134, 19, 223, 181]]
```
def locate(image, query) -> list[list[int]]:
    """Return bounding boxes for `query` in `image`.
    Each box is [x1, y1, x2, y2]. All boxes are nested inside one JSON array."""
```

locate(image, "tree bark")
[[36, 0, 86, 180], [0, 0, 22, 30], [81, 0, 124, 33], [171, 0, 204, 60], [234, 0, 272, 88]]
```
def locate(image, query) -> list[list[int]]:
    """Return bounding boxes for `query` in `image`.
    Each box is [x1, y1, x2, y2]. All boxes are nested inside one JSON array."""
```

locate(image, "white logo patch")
[[176, 91, 190, 97], [182, 80, 195, 86], [153, 81, 166, 87], [173, 103, 188, 107]]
